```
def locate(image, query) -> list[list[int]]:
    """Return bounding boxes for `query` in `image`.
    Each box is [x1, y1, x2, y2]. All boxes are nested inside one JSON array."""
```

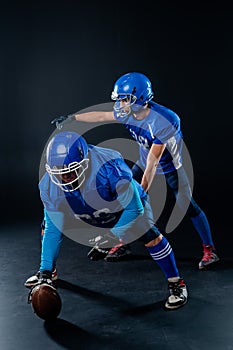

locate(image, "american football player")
[[52, 72, 219, 269], [26, 131, 188, 310]]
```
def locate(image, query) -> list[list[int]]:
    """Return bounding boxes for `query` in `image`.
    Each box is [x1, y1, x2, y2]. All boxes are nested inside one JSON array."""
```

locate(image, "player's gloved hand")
[[87, 245, 110, 261], [88, 235, 105, 246], [36, 270, 54, 286], [28, 271, 54, 304], [87, 233, 121, 261], [51, 114, 75, 129]]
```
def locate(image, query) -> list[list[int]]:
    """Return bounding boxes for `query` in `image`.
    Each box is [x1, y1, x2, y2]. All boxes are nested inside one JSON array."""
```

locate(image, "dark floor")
[[0, 224, 232, 350]]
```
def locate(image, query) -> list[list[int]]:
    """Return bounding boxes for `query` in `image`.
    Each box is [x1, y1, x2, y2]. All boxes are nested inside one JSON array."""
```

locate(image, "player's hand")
[[87, 245, 110, 261], [28, 271, 54, 304], [36, 271, 53, 285], [87, 233, 121, 261], [51, 114, 74, 129]]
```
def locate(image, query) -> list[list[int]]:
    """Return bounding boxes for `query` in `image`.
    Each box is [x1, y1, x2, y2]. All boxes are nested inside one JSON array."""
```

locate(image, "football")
[[30, 284, 62, 320]]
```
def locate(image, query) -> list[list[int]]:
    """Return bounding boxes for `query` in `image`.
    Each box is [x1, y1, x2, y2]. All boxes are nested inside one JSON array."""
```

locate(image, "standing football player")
[[52, 72, 219, 269], [26, 131, 188, 310]]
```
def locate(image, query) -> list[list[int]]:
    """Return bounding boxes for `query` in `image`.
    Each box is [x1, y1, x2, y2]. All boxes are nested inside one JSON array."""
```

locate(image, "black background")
[[1, 1, 232, 253]]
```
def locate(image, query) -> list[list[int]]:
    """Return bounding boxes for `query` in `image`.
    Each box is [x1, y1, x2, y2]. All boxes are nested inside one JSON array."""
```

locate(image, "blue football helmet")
[[111, 72, 154, 117], [45, 131, 89, 192]]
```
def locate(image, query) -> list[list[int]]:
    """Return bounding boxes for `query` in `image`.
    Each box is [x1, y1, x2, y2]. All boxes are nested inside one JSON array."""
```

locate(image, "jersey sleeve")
[[108, 158, 133, 192], [152, 111, 181, 145], [152, 124, 175, 145], [40, 209, 64, 271], [39, 173, 65, 212]]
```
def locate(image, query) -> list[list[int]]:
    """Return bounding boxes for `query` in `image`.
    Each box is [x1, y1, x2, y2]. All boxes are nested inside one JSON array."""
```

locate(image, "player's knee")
[[144, 234, 163, 247]]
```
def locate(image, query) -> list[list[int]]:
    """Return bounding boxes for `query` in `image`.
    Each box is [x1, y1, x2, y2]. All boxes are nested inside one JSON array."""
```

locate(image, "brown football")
[[31, 284, 62, 320]]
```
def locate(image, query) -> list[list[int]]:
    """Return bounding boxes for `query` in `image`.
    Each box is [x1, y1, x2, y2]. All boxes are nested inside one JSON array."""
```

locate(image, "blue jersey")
[[39, 145, 147, 229], [114, 101, 184, 174], [39, 145, 159, 272]]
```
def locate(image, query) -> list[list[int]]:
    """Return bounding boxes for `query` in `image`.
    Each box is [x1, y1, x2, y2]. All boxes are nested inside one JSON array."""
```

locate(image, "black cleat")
[[165, 278, 188, 310], [104, 243, 132, 262]]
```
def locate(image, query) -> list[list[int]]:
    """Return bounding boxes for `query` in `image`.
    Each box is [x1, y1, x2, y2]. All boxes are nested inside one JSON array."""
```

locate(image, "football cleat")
[[165, 278, 188, 310], [24, 267, 58, 288], [104, 243, 132, 262], [199, 244, 220, 270]]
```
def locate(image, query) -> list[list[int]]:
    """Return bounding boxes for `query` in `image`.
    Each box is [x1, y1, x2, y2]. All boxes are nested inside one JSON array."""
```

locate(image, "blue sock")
[[147, 236, 179, 279], [191, 211, 214, 246]]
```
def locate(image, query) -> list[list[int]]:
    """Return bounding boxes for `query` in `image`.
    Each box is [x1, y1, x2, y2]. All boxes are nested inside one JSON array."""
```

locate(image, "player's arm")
[[87, 178, 144, 260], [74, 111, 115, 122], [141, 143, 166, 192], [111, 179, 144, 240], [51, 110, 115, 128], [40, 209, 64, 273]]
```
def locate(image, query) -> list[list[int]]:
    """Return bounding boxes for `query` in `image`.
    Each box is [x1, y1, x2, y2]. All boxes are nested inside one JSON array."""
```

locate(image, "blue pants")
[[131, 162, 201, 219]]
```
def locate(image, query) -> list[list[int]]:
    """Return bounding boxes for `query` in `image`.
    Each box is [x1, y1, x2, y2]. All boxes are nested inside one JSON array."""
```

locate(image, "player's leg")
[[141, 201, 188, 309], [188, 199, 219, 269], [131, 161, 144, 183], [165, 167, 219, 269], [142, 228, 188, 309]]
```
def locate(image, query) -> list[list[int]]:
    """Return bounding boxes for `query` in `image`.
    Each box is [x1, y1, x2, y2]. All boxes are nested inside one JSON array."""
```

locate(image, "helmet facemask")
[[46, 159, 89, 192], [111, 91, 137, 118]]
